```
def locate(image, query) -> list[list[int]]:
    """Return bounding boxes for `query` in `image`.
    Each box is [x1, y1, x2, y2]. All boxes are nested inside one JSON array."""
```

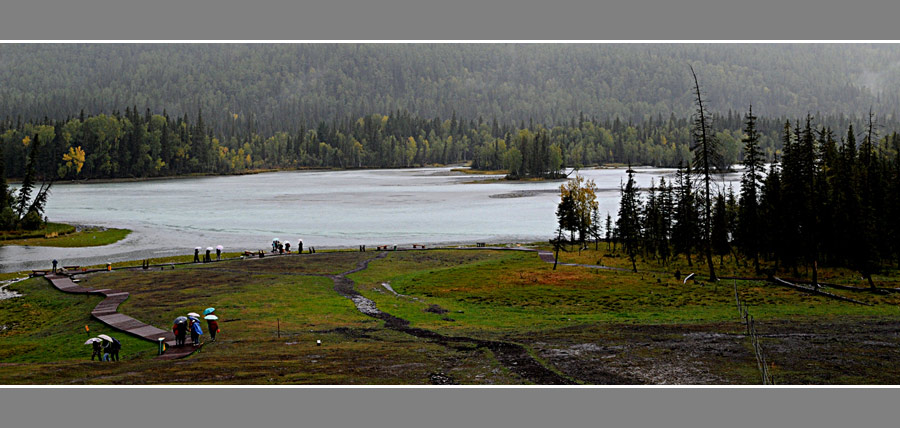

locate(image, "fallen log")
[[792, 280, 893, 294], [770, 277, 871, 306]]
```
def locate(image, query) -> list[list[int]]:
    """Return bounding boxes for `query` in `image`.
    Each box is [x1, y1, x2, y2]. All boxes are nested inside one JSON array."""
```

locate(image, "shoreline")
[[0, 239, 550, 275], [7, 163, 688, 186], [0, 223, 131, 248], [7, 164, 471, 185]]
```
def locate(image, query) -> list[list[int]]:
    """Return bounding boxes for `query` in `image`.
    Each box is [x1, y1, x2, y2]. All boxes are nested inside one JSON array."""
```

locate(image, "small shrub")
[[21, 210, 45, 230]]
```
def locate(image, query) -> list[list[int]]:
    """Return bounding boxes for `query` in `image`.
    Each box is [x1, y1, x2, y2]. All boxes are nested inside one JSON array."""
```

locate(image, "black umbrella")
[[174, 316, 188, 324]]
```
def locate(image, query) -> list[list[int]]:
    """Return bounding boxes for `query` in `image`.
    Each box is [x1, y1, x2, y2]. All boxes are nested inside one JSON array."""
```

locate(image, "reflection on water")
[[0, 166, 740, 272]]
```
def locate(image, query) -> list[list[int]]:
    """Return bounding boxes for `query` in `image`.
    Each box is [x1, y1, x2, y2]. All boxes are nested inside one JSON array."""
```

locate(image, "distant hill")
[[2, 44, 900, 134]]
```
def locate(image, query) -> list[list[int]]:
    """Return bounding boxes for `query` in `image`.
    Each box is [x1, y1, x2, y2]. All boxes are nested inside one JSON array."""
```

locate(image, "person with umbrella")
[[216, 245, 223, 261], [205, 314, 219, 341], [205, 247, 212, 263], [85, 337, 103, 361], [190, 316, 203, 346], [173, 316, 188, 347], [98, 334, 121, 362]]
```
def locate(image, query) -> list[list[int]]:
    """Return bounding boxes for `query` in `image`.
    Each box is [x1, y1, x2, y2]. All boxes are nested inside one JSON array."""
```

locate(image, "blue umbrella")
[[203, 307, 216, 315]]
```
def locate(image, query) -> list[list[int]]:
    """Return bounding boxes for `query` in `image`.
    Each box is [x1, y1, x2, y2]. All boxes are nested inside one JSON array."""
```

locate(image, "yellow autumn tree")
[[60, 146, 86, 177], [559, 174, 599, 246]]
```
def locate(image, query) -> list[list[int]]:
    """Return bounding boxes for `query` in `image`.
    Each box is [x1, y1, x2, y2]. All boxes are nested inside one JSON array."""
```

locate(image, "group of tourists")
[[172, 308, 219, 347], [272, 238, 303, 254], [194, 245, 224, 263], [87, 334, 121, 362]]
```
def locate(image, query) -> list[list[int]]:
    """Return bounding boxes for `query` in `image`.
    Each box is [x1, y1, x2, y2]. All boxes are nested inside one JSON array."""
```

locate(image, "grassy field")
[[0, 277, 156, 364], [1, 222, 131, 247], [3, 248, 900, 384]]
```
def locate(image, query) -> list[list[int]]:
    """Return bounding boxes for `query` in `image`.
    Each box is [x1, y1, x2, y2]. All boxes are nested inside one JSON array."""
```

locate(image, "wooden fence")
[[734, 281, 775, 385]]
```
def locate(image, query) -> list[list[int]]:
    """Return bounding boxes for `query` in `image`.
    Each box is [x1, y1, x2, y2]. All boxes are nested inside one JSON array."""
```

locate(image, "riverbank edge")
[[0, 223, 132, 248], [6, 163, 471, 185]]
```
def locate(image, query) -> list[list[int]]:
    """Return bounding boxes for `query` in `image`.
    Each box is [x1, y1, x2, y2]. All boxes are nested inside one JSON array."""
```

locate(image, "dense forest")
[[600, 109, 900, 284], [4, 106, 900, 181], [3, 44, 900, 244], [4, 44, 900, 180], [4, 44, 900, 135]]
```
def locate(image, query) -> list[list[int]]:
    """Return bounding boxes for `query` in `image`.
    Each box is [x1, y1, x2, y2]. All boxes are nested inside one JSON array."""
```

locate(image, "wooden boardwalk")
[[43, 273, 198, 359]]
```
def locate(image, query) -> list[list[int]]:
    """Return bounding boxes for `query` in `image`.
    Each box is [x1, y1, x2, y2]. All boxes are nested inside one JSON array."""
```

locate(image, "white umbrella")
[[195, 247, 201, 250], [206, 247, 213, 251], [97, 334, 113, 342], [84, 337, 101, 345], [204, 314, 219, 320], [187, 312, 200, 318], [273, 238, 279, 242], [216, 245, 224, 250]]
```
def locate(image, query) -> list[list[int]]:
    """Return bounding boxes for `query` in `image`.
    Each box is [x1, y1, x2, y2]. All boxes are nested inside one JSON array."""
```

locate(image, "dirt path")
[[328, 252, 574, 385]]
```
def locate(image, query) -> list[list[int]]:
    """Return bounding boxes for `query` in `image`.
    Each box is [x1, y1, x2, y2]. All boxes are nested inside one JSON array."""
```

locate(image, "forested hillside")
[[4, 44, 900, 135], [3, 44, 900, 181]]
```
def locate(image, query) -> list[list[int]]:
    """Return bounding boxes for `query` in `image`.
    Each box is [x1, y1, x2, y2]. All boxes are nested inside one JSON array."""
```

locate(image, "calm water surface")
[[1, 166, 740, 272]]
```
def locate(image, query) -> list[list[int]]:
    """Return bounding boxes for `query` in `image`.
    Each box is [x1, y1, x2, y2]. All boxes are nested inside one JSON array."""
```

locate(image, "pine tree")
[[759, 154, 783, 271], [673, 163, 699, 266], [0, 136, 13, 229], [642, 179, 660, 261], [711, 192, 730, 267], [605, 213, 613, 251], [557, 192, 578, 244], [657, 177, 674, 264], [616, 170, 642, 272], [738, 106, 763, 272]]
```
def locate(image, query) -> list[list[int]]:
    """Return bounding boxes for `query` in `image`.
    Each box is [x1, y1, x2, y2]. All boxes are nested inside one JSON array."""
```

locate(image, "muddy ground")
[[519, 319, 900, 384]]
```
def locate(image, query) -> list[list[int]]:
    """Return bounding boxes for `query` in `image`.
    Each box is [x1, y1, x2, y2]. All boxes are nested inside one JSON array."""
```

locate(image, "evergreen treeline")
[[4, 44, 900, 136], [4, 105, 900, 180], [612, 109, 900, 283]]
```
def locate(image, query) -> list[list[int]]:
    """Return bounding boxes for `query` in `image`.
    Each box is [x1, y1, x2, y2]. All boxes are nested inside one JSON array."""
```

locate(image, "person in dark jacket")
[[90, 340, 103, 361], [190, 319, 203, 346], [173, 322, 187, 347], [194, 248, 200, 263], [207, 318, 219, 341], [204, 248, 211, 263], [102, 337, 121, 362], [216, 247, 222, 260]]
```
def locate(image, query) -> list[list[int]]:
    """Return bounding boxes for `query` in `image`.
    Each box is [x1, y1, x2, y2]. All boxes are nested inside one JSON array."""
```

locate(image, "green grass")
[[4, 247, 900, 384], [0, 253, 525, 384], [349, 249, 900, 338], [0, 277, 156, 364], [0, 222, 75, 241], [1, 223, 131, 247]]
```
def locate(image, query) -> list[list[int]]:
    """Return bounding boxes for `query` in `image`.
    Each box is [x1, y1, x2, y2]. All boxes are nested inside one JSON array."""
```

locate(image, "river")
[[0, 166, 741, 272]]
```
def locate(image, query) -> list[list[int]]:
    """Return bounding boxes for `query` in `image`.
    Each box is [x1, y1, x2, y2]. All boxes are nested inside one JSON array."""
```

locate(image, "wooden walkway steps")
[[43, 274, 198, 359]]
